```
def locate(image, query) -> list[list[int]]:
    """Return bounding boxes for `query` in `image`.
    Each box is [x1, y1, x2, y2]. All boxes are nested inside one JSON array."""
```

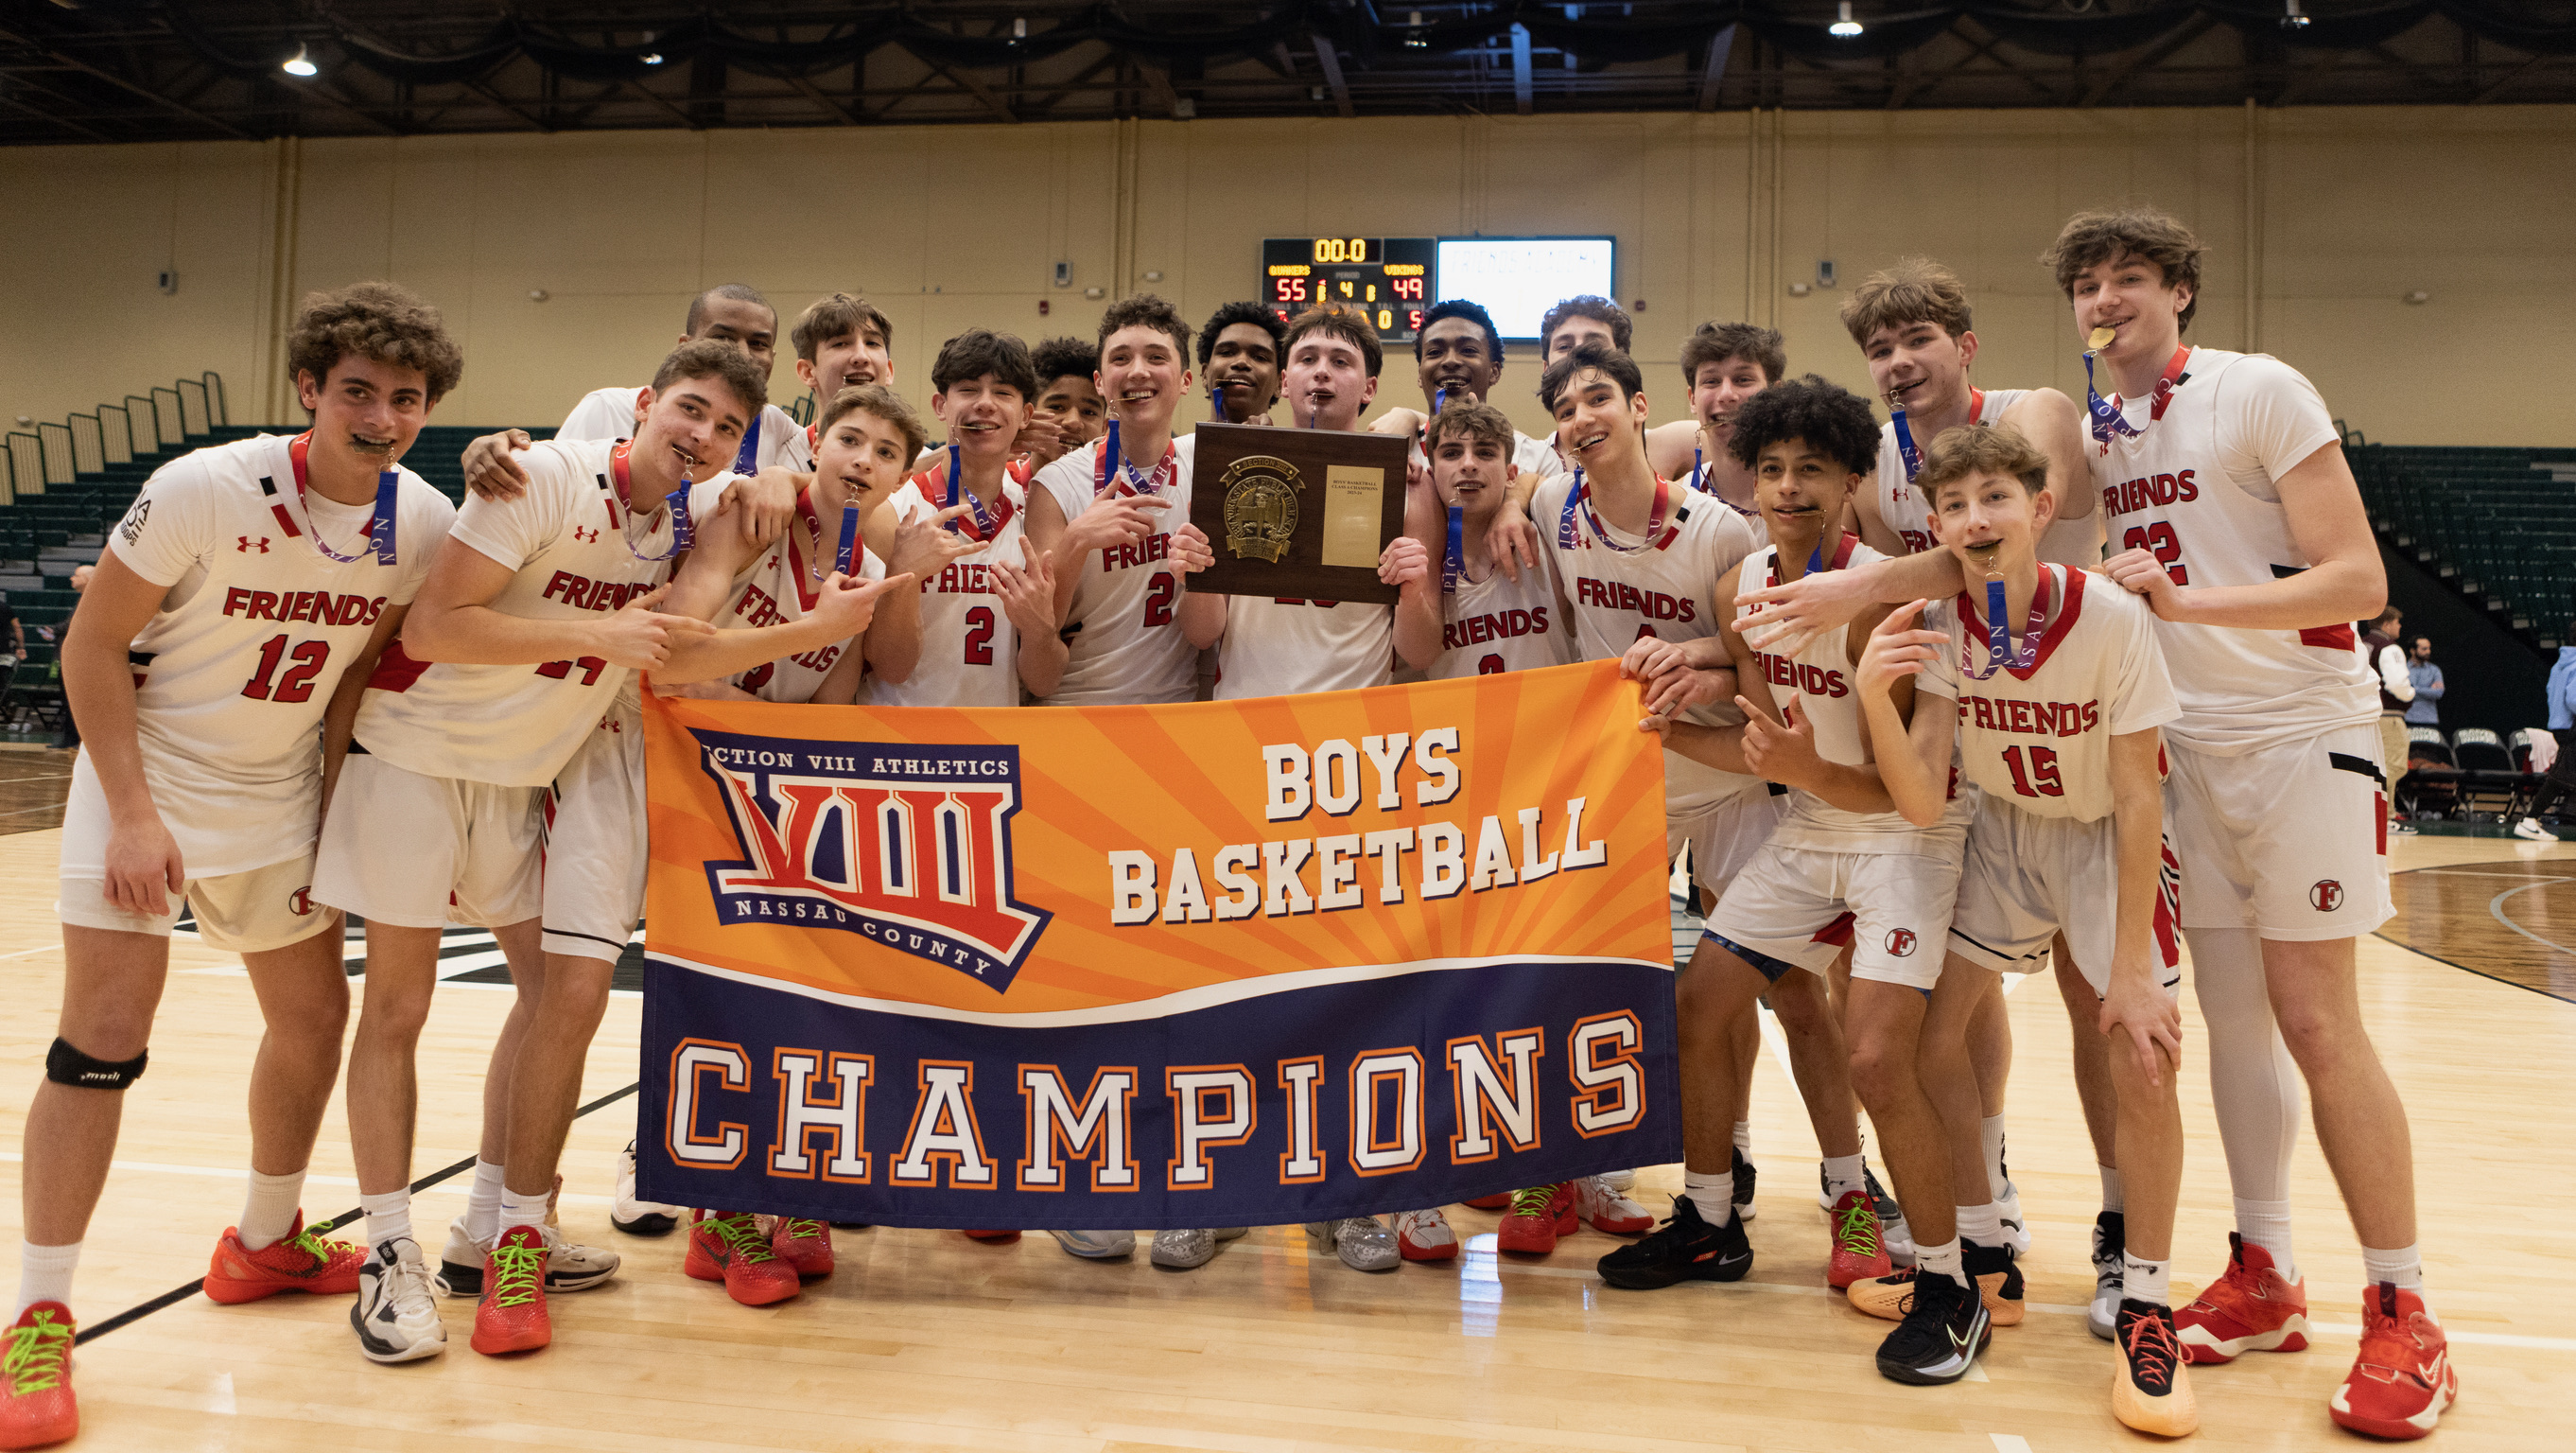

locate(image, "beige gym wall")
[[3, 104, 2566, 447]]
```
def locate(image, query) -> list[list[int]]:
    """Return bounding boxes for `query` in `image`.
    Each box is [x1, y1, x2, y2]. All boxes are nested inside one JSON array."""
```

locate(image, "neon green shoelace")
[[708, 1214, 780, 1263], [778, 1218, 827, 1242], [1506, 1185, 1557, 1218], [488, 1240, 547, 1308], [286, 1225, 353, 1268], [1835, 1201, 1882, 1258], [4, 1312, 71, 1395]]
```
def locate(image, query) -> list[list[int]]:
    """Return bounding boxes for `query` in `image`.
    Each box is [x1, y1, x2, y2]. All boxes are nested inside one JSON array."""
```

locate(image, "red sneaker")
[[1825, 1188, 1892, 1288], [2175, 1233, 2309, 1365], [686, 1212, 800, 1306], [468, 1225, 551, 1356], [1496, 1184, 1567, 1254], [1463, 1194, 1511, 1211], [961, 1230, 1022, 1243], [771, 1217, 834, 1279], [202, 1212, 365, 1304], [2331, 1284, 2458, 1441], [0, 1302, 76, 1451]]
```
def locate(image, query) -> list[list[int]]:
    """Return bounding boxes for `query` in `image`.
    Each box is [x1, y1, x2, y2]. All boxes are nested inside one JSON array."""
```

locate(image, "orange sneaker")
[[1463, 1194, 1512, 1210], [1826, 1189, 1892, 1288], [2112, 1300, 2199, 1437], [686, 1212, 800, 1306], [202, 1212, 365, 1304], [468, 1225, 551, 1355], [961, 1230, 1022, 1243], [2176, 1233, 2309, 1365], [771, 1217, 834, 1279], [1495, 1184, 1569, 1254], [2330, 1283, 2458, 1441], [0, 1302, 76, 1451]]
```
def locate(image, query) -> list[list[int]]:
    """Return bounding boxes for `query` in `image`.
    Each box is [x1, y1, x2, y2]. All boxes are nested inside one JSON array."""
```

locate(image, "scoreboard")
[[1262, 237, 1436, 341]]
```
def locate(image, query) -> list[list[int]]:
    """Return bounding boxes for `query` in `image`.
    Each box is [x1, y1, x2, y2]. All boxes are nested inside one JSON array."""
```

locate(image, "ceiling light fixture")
[[640, 52, 664, 65], [2282, 2, 2312, 29], [282, 44, 317, 77], [1829, 3, 1864, 38]]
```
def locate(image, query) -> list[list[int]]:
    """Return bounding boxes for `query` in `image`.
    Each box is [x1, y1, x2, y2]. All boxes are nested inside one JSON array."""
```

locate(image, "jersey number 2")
[[239, 636, 330, 704], [964, 605, 996, 665], [2120, 523, 2190, 586], [1141, 571, 1176, 627], [2000, 744, 2065, 798]]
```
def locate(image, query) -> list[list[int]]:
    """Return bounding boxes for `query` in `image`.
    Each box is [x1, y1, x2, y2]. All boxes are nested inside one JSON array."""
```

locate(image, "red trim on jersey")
[[908, 460, 1020, 543], [1760, 533, 1860, 590], [782, 493, 836, 613], [365, 639, 434, 692], [2299, 623, 2357, 651], [1953, 563, 2086, 681]]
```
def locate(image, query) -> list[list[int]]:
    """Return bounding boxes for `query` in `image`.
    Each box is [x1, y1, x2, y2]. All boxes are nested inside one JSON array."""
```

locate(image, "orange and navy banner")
[[634, 659, 1677, 1227]]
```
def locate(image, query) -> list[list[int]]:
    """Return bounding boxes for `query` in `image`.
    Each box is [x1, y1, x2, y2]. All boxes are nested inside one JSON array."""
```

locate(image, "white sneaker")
[[1147, 1226, 1247, 1269], [1048, 1228, 1136, 1259], [1599, 1168, 1637, 1192], [1393, 1208, 1458, 1261], [1573, 1175, 1655, 1234], [1304, 1217, 1399, 1271], [352, 1238, 445, 1364], [614, 1140, 683, 1235], [2514, 817, 2561, 842], [434, 1217, 621, 1297], [1996, 1179, 2032, 1257]]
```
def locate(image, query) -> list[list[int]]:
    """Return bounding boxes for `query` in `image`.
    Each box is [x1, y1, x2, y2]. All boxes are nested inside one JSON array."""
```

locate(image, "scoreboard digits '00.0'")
[[1263, 237, 1436, 341]]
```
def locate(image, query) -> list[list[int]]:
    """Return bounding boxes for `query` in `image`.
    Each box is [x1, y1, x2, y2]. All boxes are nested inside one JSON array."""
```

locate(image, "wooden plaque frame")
[[1187, 422, 1410, 604]]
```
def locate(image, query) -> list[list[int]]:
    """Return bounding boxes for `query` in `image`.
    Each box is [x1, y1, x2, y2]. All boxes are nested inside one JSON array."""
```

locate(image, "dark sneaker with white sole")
[[1875, 1269, 1991, 1385], [1595, 1195, 1752, 1290]]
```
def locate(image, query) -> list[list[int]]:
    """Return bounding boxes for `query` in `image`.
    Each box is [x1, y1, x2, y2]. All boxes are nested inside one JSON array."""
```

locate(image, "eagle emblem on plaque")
[[1219, 455, 1302, 564]]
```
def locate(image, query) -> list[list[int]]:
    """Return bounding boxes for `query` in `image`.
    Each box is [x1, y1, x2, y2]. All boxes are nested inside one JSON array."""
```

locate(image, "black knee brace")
[[47, 1038, 147, 1090]]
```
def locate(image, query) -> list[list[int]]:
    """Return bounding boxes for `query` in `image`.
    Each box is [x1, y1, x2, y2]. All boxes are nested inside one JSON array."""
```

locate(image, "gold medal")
[[2086, 325, 2116, 352]]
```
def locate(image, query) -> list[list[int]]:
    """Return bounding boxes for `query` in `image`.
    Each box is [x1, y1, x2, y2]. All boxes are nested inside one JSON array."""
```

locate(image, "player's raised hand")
[[103, 813, 185, 918], [593, 583, 677, 670], [810, 572, 909, 639], [1170, 521, 1216, 575], [992, 550, 1059, 639], [1378, 535, 1430, 589], [887, 505, 981, 580], [1484, 508, 1541, 584], [1063, 494, 1171, 554], [461, 429, 534, 500], [2100, 960, 2184, 1087], [1642, 665, 1732, 720], [1013, 414, 1068, 468], [1856, 600, 1946, 695], [718, 465, 803, 548], [1735, 568, 1873, 656], [2102, 547, 2184, 618], [1620, 634, 1692, 684], [1739, 693, 1824, 789]]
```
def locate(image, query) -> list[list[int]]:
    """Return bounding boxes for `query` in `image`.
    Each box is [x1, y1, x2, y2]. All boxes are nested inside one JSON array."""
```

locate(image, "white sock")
[[2234, 1197, 2297, 1283], [2124, 1252, 2172, 1307], [1732, 1120, 1752, 1155], [237, 1167, 305, 1252], [464, 1159, 507, 1245], [1914, 1236, 1967, 1288], [1957, 1201, 2004, 1248], [1981, 1114, 2010, 1199], [1681, 1169, 1735, 1227], [2099, 1164, 2125, 1216], [1821, 1154, 1866, 1203], [360, 1190, 412, 1251], [2361, 1243, 2424, 1292], [14, 1242, 80, 1317], [498, 1187, 549, 1234]]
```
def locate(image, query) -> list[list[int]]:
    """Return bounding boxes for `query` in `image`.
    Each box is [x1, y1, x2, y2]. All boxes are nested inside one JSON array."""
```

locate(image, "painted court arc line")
[[2489, 878, 2576, 957]]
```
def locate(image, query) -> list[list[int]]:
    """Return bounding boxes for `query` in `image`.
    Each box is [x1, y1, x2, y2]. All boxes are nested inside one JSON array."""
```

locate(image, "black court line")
[[73, 1081, 640, 1346]]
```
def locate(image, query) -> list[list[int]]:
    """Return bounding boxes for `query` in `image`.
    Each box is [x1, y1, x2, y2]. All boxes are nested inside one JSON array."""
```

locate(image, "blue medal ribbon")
[[2083, 344, 2189, 448], [1442, 503, 1463, 596], [1958, 567, 2053, 680], [1890, 406, 1924, 483], [609, 442, 694, 563], [834, 500, 859, 577], [286, 433, 400, 567], [944, 444, 1004, 538], [732, 411, 762, 476]]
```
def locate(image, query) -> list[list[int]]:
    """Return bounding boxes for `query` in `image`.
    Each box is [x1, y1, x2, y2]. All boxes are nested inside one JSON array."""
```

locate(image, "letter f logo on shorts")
[[287, 887, 315, 917], [1885, 928, 1917, 957], [2309, 880, 2344, 913]]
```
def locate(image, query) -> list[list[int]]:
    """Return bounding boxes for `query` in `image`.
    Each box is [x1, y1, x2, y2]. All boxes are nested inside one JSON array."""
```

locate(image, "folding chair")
[[2401, 726, 2460, 819], [2451, 728, 2521, 821]]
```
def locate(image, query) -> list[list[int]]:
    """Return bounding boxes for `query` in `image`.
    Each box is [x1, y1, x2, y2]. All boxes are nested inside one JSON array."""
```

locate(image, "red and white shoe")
[[770, 1217, 834, 1279], [1496, 1183, 1573, 1254], [0, 1302, 76, 1451], [469, 1225, 551, 1355], [1393, 1208, 1459, 1261], [1574, 1175, 1653, 1234], [2331, 1284, 2458, 1441], [202, 1212, 365, 1303], [2176, 1233, 2310, 1365], [1825, 1188, 1892, 1289], [686, 1211, 800, 1306]]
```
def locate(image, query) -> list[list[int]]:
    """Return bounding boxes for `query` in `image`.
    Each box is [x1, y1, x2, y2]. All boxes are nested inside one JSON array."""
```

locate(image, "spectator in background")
[[2405, 638, 2445, 728], [2512, 639, 2576, 842], [0, 589, 21, 663], [2362, 605, 2415, 834]]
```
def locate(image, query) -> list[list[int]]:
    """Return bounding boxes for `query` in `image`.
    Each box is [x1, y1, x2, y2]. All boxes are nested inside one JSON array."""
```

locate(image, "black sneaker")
[[2089, 1211, 2127, 1340], [1963, 1238, 2025, 1324], [1875, 1268, 1990, 1385], [1732, 1147, 1759, 1222], [1596, 1194, 1752, 1289]]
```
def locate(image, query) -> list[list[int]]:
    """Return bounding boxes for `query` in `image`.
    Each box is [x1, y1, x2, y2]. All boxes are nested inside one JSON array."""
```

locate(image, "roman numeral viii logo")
[[692, 729, 1052, 990]]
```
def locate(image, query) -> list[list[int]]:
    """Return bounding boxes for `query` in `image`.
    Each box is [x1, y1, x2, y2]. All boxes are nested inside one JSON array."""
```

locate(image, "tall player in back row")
[[3, 284, 465, 1451], [1744, 203, 2455, 1441]]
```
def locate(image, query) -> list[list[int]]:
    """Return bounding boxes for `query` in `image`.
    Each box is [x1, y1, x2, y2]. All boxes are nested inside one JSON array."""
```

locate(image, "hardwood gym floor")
[[0, 817, 2566, 1450]]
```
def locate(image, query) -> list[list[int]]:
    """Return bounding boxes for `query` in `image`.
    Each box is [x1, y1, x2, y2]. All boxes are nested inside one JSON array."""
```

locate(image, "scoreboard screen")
[[1263, 237, 1436, 341]]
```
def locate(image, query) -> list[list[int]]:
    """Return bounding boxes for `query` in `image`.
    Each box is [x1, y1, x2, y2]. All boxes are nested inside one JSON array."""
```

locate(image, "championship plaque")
[[1188, 422, 1410, 604]]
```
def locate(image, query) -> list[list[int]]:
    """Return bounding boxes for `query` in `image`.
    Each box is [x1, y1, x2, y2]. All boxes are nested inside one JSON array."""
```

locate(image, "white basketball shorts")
[[541, 706, 646, 965], [1668, 786, 1790, 894], [1702, 843, 1960, 992], [311, 751, 543, 929], [2165, 722, 2393, 941], [1946, 800, 2182, 998]]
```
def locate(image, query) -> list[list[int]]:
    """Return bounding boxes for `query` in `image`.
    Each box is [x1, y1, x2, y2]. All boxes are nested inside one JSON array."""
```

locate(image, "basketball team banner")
[[633, 660, 1679, 1228]]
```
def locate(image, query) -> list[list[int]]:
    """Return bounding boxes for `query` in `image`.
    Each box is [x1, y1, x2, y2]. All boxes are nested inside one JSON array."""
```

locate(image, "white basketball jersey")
[[1513, 430, 1568, 487], [355, 438, 726, 786], [2091, 346, 2376, 755], [1428, 548, 1568, 680], [1680, 462, 1763, 524], [1032, 434, 1198, 705], [865, 464, 1032, 709], [1739, 538, 1969, 855], [714, 490, 886, 704], [1216, 597, 1395, 700], [1921, 565, 2182, 823], [1879, 389, 2026, 555], [101, 433, 455, 875], [1533, 469, 1766, 815], [558, 385, 806, 474]]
